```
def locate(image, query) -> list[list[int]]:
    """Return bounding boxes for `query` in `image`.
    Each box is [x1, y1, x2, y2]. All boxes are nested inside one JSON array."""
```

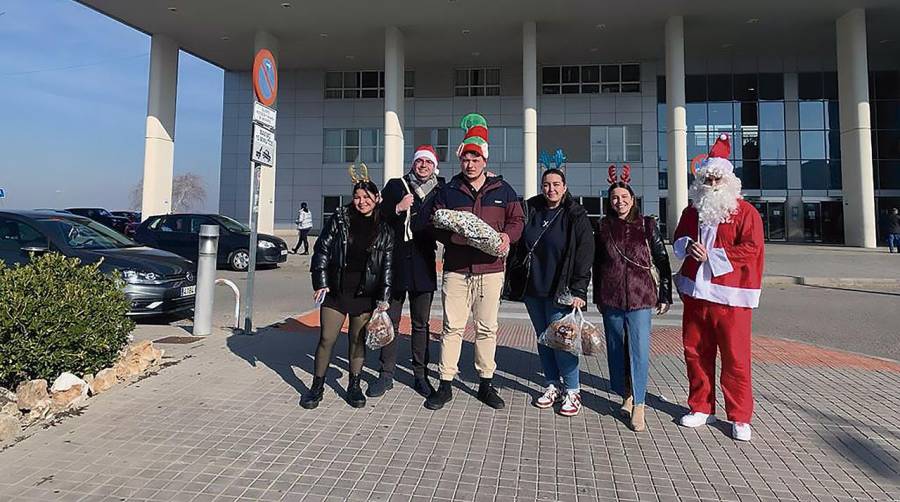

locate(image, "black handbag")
[[503, 206, 563, 301]]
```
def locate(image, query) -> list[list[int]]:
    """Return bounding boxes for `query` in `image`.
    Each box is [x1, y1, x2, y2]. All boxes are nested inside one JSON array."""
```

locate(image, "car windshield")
[[213, 215, 250, 233], [38, 217, 138, 250]]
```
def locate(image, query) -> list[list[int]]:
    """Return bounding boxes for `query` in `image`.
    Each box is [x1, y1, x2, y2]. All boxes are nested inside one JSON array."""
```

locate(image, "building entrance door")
[[803, 203, 822, 242], [749, 200, 786, 241], [802, 201, 844, 244]]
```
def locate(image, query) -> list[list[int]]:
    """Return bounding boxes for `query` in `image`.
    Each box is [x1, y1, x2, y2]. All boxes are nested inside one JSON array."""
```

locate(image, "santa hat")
[[456, 113, 489, 159], [699, 133, 734, 177], [412, 144, 439, 174]]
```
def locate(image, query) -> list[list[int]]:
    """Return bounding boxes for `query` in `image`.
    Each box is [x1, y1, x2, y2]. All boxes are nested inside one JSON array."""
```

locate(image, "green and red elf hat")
[[456, 113, 490, 159]]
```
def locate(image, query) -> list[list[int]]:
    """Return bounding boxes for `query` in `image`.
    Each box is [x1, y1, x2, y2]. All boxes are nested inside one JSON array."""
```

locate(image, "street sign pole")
[[242, 48, 278, 335], [242, 163, 262, 334]]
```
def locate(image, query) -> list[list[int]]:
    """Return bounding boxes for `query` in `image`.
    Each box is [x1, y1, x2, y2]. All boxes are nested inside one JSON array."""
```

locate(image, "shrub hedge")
[[0, 253, 134, 389]]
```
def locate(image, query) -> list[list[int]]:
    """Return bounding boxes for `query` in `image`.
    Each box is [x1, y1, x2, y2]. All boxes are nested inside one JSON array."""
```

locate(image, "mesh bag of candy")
[[365, 310, 395, 350], [432, 209, 507, 257], [538, 307, 583, 355], [580, 318, 604, 356]]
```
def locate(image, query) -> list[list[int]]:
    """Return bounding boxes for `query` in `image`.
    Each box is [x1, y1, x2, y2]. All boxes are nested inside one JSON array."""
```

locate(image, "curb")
[[763, 275, 900, 288]]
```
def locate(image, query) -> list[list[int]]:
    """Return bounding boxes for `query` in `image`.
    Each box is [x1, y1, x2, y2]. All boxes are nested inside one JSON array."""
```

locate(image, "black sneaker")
[[365, 373, 394, 398], [477, 378, 505, 409], [424, 380, 453, 410], [413, 376, 435, 398]]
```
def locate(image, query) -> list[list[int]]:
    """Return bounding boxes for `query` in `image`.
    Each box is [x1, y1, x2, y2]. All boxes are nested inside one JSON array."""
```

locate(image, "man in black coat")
[[367, 145, 446, 398]]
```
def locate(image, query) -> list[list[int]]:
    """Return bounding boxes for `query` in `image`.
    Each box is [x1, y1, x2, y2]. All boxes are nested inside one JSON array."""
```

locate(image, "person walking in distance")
[[292, 202, 313, 254], [424, 113, 525, 411], [366, 145, 446, 398], [883, 207, 900, 253], [673, 133, 765, 442]]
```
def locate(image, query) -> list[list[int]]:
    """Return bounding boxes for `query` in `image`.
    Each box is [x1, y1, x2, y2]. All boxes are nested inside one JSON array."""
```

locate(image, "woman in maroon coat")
[[593, 166, 672, 432]]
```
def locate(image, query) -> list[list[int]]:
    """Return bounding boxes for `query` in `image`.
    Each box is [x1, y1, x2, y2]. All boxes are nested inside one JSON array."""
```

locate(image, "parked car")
[[0, 210, 197, 317], [112, 211, 142, 238], [134, 213, 288, 271], [65, 207, 130, 235]]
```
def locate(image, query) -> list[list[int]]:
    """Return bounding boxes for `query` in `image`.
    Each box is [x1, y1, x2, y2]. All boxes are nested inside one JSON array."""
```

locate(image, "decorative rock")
[[0, 387, 15, 404], [23, 401, 51, 426], [0, 413, 21, 442], [50, 373, 88, 411], [114, 341, 164, 380], [1, 402, 18, 418], [90, 368, 117, 395], [15, 379, 49, 411]]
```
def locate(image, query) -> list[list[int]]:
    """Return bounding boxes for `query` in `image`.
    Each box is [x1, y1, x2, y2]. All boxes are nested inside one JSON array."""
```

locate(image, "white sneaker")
[[559, 391, 582, 417], [679, 412, 716, 428], [732, 422, 752, 442], [534, 385, 561, 409]]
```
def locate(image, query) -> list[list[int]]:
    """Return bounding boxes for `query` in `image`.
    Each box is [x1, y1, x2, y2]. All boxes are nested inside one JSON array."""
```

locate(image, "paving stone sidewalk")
[[0, 312, 898, 502]]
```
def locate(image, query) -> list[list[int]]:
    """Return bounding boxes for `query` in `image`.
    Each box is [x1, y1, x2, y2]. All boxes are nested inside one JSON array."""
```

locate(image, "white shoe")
[[732, 422, 752, 442], [679, 412, 716, 428], [558, 391, 582, 417], [534, 385, 561, 409]]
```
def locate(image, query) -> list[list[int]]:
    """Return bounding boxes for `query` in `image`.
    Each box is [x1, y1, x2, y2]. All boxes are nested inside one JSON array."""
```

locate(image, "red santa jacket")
[[672, 199, 765, 308]]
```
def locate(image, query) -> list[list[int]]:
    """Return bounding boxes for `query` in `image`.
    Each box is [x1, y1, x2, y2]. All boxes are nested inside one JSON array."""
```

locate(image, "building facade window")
[[323, 128, 383, 163], [590, 125, 642, 162], [324, 70, 414, 99], [454, 68, 500, 96], [542, 64, 640, 95], [871, 70, 900, 191]]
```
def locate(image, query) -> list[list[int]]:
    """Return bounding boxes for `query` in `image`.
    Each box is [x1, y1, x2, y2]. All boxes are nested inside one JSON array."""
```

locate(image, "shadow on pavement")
[[226, 314, 681, 423]]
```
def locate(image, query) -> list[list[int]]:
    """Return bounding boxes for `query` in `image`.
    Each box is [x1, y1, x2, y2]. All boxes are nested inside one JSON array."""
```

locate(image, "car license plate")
[[181, 286, 196, 296], [280, 249, 288, 255]]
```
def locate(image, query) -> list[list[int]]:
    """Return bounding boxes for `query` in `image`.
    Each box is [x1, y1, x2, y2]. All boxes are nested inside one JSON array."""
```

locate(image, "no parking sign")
[[252, 49, 278, 106]]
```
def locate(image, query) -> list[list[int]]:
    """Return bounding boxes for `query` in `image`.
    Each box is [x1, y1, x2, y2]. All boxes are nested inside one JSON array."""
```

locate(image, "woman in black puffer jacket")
[[302, 179, 394, 409]]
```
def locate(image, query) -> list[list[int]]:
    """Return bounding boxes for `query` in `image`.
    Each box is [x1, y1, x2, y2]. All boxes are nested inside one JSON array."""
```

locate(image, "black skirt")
[[321, 270, 374, 316]]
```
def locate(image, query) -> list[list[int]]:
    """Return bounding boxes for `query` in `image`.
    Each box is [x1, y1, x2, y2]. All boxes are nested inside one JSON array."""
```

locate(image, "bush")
[[0, 253, 134, 388]]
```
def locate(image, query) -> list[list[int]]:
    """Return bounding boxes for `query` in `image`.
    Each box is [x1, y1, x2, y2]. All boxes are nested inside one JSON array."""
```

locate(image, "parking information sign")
[[251, 125, 276, 166], [252, 102, 277, 131]]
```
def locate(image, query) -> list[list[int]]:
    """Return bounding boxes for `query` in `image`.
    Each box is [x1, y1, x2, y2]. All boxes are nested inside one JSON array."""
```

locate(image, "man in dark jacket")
[[883, 208, 900, 253], [367, 145, 446, 398], [424, 114, 525, 411]]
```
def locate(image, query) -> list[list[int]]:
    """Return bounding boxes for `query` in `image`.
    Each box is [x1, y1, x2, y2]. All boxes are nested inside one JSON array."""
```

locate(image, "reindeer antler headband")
[[539, 148, 567, 171], [348, 162, 371, 184], [606, 164, 632, 185]]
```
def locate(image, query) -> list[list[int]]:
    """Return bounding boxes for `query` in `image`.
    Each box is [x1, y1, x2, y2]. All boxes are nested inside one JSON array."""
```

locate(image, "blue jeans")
[[601, 308, 652, 405], [888, 233, 900, 253], [523, 296, 580, 392]]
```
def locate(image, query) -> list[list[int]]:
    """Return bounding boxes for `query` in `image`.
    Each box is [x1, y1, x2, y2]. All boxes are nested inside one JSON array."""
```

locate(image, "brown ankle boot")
[[620, 395, 634, 417], [630, 404, 646, 432]]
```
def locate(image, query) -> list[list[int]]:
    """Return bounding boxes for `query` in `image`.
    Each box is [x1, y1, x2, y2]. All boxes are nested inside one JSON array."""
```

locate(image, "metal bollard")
[[193, 224, 219, 336]]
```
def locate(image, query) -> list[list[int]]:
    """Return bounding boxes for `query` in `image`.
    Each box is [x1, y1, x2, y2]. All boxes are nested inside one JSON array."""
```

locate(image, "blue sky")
[[0, 0, 223, 211]]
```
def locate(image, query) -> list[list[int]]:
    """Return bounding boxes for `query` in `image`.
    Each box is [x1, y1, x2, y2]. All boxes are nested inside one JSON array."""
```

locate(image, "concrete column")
[[140, 34, 178, 220], [253, 31, 279, 235], [665, 16, 688, 239], [523, 21, 538, 198], [384, 26, 405, 182], [836, 9, 877, 247]]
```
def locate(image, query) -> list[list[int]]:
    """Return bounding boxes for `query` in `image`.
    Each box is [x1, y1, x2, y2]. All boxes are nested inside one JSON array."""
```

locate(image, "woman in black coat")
[[505, 169, 594, 417], [302, 179, 394, 409]]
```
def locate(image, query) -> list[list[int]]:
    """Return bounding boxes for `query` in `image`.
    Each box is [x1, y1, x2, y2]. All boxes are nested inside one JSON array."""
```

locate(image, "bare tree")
[[129, 173, 208, 213]]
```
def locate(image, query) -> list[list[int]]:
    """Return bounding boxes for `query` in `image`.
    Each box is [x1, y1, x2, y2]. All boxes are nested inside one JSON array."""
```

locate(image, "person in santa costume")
[[672, 132, 765, 442]]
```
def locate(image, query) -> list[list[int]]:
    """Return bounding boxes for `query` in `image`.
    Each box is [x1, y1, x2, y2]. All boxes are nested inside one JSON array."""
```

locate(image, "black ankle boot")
[[477, 378, 505, 409], [424, 379, 453, 410], [413, 375, 435, 398], [346, 374, 366, 408], [300, 376, 325, 409]]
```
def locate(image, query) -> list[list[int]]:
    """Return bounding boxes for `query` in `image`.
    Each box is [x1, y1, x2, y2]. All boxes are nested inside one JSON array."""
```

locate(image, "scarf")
[[405, 172, 438, 201], [397, 172, 438, 242]]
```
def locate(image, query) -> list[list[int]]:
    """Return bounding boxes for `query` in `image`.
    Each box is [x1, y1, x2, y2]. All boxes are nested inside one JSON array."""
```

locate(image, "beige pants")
[[439, 271, 504, 380]]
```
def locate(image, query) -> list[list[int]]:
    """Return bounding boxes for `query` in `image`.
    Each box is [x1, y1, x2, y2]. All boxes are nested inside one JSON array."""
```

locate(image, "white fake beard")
[[690, 173, 742, 226]]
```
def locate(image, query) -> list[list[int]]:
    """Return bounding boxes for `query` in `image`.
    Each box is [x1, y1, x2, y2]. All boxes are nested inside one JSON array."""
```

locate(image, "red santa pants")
[[681, 295, 754, 423]]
